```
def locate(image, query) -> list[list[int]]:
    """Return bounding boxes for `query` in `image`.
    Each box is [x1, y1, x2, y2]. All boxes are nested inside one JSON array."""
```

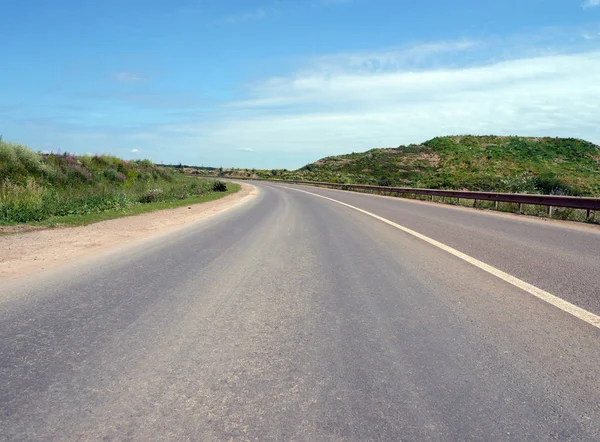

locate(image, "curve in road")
[[1, 182, 599, 440]]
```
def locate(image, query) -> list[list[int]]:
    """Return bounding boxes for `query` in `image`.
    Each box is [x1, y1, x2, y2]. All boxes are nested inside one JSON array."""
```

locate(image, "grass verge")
[[1, 183, 240, 230]]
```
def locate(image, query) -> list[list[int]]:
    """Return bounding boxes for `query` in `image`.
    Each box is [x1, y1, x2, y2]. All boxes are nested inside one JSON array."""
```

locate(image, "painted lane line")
[[283, 185, 600, 330]]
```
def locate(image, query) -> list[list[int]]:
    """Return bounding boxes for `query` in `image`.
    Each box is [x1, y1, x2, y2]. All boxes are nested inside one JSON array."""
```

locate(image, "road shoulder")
[[0, 183, 257, 281]]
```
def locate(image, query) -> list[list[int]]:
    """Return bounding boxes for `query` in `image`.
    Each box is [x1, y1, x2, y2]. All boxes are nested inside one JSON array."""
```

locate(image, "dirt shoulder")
[[0, 183, 257, 281]]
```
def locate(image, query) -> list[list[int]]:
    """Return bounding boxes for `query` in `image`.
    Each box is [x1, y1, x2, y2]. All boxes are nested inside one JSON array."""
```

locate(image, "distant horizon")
[[153, 133, 600, 170], [7, 131, 599, 171], [2, 1, 600, 169]]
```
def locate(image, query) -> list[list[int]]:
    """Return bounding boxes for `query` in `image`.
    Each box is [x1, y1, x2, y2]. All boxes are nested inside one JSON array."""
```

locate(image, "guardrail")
[[219, 177, 599, 220]]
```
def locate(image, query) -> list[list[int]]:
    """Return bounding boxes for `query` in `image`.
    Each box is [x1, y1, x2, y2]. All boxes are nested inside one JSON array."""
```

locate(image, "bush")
[[212, 181, 227, 192], [104, 169, 126, 183], [0, 144, 21, 176], [534, 172, 573, 195], [377, 177, 396, 187], [139, 189, 164, 203], [0, 179, 45, 222]]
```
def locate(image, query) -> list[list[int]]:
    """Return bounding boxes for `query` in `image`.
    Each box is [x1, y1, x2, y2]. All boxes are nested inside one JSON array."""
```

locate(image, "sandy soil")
[[0, 183, 257, 281]]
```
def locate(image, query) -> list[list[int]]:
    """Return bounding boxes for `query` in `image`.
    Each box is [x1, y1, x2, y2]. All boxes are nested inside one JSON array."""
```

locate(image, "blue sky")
[[1, 0, 600, 168]]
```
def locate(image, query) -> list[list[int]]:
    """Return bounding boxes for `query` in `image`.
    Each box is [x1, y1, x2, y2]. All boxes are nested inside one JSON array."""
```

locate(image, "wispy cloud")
[[9, 29, 600, 169], [583, 0, 600, 8], [307, 40, 478, 74], [176, 36, 600, 166], [131, 148, 139, 153]]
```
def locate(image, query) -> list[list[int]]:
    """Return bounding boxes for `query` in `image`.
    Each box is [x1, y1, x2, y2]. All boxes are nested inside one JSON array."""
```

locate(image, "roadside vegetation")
[[189, 135, 600, 197], [0, 139, 235, 226], [180, 135, 599, 223]]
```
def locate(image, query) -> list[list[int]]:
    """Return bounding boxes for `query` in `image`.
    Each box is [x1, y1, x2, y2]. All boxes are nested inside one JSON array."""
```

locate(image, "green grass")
[[180, 135, 599, 223], [291, 135, 600, 196], [190, 135, 600, 197], [0, 139, 237, 225], [31, 183, 241, 228]]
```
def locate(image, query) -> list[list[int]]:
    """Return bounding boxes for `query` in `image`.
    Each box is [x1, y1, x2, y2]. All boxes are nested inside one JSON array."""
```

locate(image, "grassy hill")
[[0, 140, 232, 224], [282, 136, 600, 197]]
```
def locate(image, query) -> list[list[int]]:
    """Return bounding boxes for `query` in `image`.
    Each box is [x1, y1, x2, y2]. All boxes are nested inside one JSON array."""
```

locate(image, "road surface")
[[1, 182, 599, 441]]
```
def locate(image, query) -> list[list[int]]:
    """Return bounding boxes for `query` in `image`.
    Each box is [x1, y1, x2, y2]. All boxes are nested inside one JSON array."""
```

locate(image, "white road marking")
[[284, 185, 600, 330]]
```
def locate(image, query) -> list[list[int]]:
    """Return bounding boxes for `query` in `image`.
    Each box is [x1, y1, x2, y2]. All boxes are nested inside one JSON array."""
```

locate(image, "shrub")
[[212, 181, 227, 192], [104, 169, 117, 182], [14, 145, 47, 175], [0, 179, 45, 222], [534, 172, 573, 195], [0, 143, 20, 176], [139, 189, 164, 203], [132, 159, 155, 169], [500, 172, 538, 194], [377, 177, 396, 187]]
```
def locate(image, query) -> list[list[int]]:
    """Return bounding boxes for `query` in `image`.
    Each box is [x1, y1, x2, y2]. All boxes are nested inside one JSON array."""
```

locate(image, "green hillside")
[[289, 136, 600, 196], [0, 140, 231, 224]]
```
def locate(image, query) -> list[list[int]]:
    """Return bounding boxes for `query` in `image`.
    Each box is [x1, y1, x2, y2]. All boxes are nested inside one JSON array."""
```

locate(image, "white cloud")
[[306, 40, 478, 74], [160, 48, 600, 166], [583, 0, 600, 8], [130, 148, 139, 153], [17, 34, 600, 169]]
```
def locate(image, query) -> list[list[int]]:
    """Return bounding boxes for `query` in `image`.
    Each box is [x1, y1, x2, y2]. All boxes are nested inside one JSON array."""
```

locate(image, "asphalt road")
[[1, 182, 599, 441]]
